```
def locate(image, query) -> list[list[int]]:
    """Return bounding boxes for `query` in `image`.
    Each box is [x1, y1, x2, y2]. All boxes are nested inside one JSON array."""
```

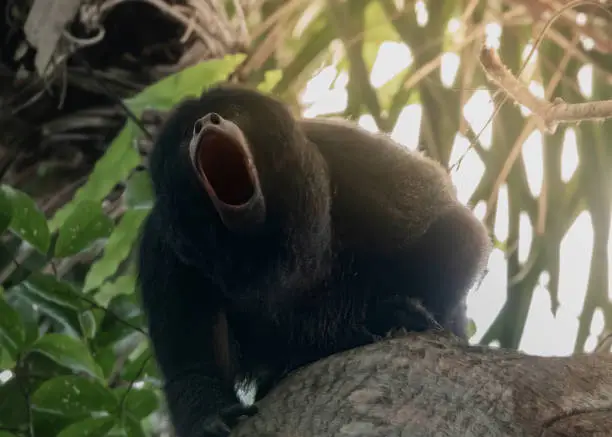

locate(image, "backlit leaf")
[[49, 123, 140, 232], [126, 55, 245, 113], [94, 274, 137, 308], [83, 209, 149, 292], [125, 171, 154, 209], [50, 55, 244, 232]]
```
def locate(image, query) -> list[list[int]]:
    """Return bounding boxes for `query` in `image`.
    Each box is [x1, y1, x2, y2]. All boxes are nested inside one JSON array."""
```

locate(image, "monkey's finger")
[[201, 416, 232, 437], [220, 404, 259, 426]]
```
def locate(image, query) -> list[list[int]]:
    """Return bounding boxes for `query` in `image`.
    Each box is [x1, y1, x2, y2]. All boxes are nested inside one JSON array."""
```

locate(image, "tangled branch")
[[480, 47, 612, 134]]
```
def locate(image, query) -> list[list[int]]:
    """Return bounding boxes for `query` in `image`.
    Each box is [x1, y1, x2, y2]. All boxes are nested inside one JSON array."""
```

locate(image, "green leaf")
[[0, 185, 50, 254], [55, 201, 114, 258], [114, 387, 159, 420], [125, 172, 154, 209], [49, 123, 141, 232], [32, 375, 118, 418], [0, 188, 12, 235], [0, 378, 29, 428], [22, 350, 74, 381], [49, 55, 245, 232], [94, 274, 137, 308], [362, 41, 381, 73], [22, 272, 85, 311], [95, 295, 144, 349], [364, 2, 400, 43], [92, 346, 117, 380], [258, 70, 283, 92], [0, 432, 19, 437], [467, 318, 477, 339], [15, 283, 83, 338], [0, 347, 13, 369], [0, 290, 26, 359], [118, 414, 145, 437], [4, 290, 42, 347], [57, 417, 116, 437], [378, 67, 414, 110], [29, 334, 103, 379], [121, 345, 158, 382], [79, 310, 98, 339], [83, 209, 149, 292]]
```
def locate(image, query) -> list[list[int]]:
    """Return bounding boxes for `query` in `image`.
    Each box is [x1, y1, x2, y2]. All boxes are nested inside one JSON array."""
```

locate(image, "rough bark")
[[231, 332, 612, 437]]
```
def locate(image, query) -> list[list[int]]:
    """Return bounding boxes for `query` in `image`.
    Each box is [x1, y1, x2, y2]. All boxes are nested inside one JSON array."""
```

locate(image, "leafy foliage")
[[0, 54, 242, 436], [49, 55, 245, 232]]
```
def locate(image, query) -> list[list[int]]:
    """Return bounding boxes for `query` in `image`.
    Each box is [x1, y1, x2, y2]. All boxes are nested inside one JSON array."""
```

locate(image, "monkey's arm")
[[139, 215, 252, 437], [407, 204, 489, 334], [370, 204, 490, 339]]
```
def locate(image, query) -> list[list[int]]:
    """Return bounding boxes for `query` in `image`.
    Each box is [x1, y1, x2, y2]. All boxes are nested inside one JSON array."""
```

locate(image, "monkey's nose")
[[194, 112, 223, 136]]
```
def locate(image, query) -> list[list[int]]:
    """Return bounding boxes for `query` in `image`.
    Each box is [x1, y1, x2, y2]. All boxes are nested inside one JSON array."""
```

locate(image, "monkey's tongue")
[[196, 132, 256, 207]]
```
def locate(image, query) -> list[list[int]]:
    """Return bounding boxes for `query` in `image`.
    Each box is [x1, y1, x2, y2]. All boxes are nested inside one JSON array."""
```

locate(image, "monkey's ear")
[[189, 112, 266, 232]]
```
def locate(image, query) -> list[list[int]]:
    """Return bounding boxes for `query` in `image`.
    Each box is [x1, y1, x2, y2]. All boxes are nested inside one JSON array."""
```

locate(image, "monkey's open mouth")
[[194, 130, 256, 207]]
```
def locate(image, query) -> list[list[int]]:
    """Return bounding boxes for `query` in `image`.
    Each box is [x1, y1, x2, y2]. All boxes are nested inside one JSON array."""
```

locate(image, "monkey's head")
[[148, 84, 332, 289]]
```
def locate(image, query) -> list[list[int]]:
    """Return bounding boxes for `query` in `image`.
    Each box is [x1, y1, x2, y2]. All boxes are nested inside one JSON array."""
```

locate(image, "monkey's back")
[[300, 118, 458, 252], [299, 118, 490, 340]]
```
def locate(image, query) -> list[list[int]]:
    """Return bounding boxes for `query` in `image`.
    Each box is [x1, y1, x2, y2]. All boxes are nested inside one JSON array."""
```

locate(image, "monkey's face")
[[149, 84, 330, 262], [190, 85, 313, 231], [179, 85, 323, 230], [147, 89, 277, 230]]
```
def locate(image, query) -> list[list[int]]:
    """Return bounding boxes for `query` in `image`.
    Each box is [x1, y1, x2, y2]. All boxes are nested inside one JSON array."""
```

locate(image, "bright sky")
[[297, 16, 604, 357]]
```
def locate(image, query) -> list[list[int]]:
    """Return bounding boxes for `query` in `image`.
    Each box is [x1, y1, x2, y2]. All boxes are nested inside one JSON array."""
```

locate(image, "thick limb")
[[138, 214, 251, 436], [164, 376, 257, 437], [406, 204, 489, 335], [365, 205, 489, 340]]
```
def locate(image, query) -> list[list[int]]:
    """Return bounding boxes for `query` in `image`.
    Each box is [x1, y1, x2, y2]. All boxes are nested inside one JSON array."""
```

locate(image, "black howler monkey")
[[137, 84, 491, 437]]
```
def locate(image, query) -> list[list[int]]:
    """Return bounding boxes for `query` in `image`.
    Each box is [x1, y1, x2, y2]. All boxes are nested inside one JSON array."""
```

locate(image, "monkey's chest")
[[225, 297, 367, 375]]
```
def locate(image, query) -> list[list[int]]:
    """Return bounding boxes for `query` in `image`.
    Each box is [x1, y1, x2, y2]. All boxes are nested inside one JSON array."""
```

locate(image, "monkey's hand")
[[201, 414, 232, 437], [201, 404, 258, 437]]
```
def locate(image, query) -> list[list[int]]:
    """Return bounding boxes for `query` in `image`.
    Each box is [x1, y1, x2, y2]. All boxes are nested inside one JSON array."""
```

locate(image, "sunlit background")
[[296, 7, 602, 357]]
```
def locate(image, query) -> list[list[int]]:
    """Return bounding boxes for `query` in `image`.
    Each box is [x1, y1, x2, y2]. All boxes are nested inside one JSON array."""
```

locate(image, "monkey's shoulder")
[[299, 118, 459, 243], [299, 118, 453, 192]]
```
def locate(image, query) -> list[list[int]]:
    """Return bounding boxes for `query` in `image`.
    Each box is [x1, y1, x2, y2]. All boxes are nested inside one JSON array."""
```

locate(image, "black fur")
[[137, 84, 491, 437]]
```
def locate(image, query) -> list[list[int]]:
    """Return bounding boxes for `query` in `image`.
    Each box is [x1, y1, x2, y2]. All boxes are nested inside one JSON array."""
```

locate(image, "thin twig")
[[480, 47, 612, 134]]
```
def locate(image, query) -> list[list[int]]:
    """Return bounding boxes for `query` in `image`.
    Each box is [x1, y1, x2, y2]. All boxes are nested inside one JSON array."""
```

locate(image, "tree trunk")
[[231, 332, 612, 437]]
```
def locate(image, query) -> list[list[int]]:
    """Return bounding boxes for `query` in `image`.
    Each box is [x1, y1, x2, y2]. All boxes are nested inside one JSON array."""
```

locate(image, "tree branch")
[[479, 46, 612, 134], [231, 332, 612, 436]]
